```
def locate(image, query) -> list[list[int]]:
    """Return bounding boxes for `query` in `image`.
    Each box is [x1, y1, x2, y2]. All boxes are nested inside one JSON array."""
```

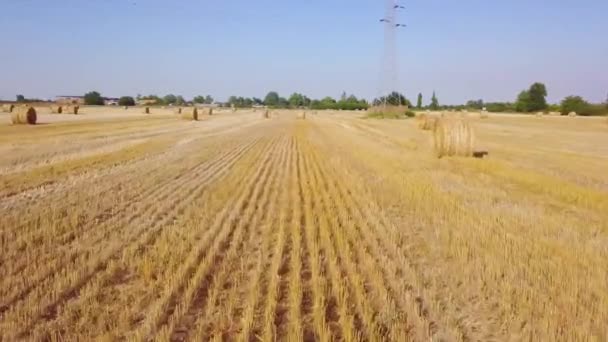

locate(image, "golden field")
[[0, 108, 607, 341]]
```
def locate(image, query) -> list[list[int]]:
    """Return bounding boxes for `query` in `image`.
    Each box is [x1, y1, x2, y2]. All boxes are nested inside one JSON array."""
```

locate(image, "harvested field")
[[0, 109, 607, 341]]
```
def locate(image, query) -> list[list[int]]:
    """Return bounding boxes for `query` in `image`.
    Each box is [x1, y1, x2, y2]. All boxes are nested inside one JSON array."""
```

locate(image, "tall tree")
[[16, 94, 25, 102], [264, 91, 280, 106], [193, 96, 205, 104], [527, 82, 548, 111], [430, 91, 439, 110], [204, 95, 214, 104], [416, 93, 422, 109]]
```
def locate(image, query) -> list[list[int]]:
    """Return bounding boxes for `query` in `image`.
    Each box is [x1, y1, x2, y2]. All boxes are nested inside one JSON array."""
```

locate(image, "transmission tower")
[[379, 0, 406, 108]]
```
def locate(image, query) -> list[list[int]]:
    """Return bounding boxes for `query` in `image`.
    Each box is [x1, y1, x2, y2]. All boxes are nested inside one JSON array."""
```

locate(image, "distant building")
[[55, 96, 120, 105], [56, 95, 84, 105], [137, 98, 158, 106], [104, 97, 119, 106]]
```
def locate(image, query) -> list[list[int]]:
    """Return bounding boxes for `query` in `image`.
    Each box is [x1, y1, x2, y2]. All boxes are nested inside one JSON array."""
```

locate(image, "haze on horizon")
[[1, 0, 606, 104]]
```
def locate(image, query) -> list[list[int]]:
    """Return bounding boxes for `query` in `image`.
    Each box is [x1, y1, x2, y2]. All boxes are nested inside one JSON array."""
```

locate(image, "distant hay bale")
[[181, 107, 198, 121], [174, 107, 182, 114], [143, 107, 150, 114], [263, 109, 270, 119], [536, 112, 544, 117], [480, 111, 489, 119], [11, 106, 37, 125], [433, 117, 475, 158], [50, 105, 63, 114], [2, 104, 15, 113], [64, 105, 79, 114], [298, 111, 307, 120], [208, 107, 213, 115], [568, 111, 577, 117]]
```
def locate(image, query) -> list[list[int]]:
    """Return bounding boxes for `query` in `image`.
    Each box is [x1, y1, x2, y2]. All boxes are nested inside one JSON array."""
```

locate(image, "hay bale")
[[11, 106, 37, 125], [536, 112, 544, 117], [50, 105, 63, 114], [298, 111, 307, 120], [208, 107, 213, 115], [2, 104, 15, 113], [480, 111, 489, 119], [174, 107, 182, 114], [419, 115, 439, 130], [124, 106, 128, 110], [64, 105, 79, 114], [568, 112, 577, 117], [181, 107, 198, 121], [433, 117, 475, 158], [143, 107, 150, 114], [262, 109, 270, 119]]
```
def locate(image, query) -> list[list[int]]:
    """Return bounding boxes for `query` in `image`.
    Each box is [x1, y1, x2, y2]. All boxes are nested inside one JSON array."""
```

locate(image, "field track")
[[0, 110, 607, 341]]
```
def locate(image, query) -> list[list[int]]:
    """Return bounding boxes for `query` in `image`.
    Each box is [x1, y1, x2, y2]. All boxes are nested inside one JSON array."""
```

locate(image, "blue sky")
[[1, 0, 606, 104]]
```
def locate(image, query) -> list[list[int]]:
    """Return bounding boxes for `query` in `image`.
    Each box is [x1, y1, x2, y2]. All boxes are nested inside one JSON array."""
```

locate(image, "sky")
[[1, 0, 607, 104]]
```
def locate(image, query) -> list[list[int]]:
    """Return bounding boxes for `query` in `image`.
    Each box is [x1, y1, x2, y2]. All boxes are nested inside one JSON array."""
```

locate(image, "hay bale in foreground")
[[11, 106, 37, 125], [433, 117, 475, 158], [64, 105, 79, 114], [181, 108, 198, 121], [568, 112, 577, 117], [3, 104, 15, 113], [143, 107, 150, 114], [50, 105, 63, 114], [419, 115, 439, 130]]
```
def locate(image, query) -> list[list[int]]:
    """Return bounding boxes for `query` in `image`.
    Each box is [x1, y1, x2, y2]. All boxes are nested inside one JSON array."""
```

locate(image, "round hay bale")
[[262, 109, 270, 119], [568, 111, 577, 117], [174, 107, 183, 114], [433, 117, 475, 158], [143, 107, 150, 114], [64, 105, 79, 114], [50, 105, 63, 114], [3, 104, 15, 113], [181, 107, 198, 121], [208, 107, 213, 116], [419, 115, 439, 130], [11, 106, 37, 125]]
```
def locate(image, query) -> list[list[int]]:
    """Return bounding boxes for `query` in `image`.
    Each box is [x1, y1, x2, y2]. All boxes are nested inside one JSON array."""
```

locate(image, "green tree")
[[205, 95, 214, 104], [515, 82, 548, 112], [416, 93, 422, 109], [176, 96, 186, 105], [373, 92, 411, 107], [288, 93, 307, 108], [163, 94, 177, 105], [118, 96, 135, 106], [515, 90, 531, 112], [466, 99, 484, 110], [528, 82, 548, 111], [193, 96, 205, 104], [558, 96, 605, 116], [16, 94, 25, 103], [264, 91, 280, 107], [430, 91, 439, 110], [84, 91, 104, 105]]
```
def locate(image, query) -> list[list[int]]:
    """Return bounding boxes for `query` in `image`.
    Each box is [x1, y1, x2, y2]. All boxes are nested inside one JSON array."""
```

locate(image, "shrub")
[[84, 91, 104, 105]]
